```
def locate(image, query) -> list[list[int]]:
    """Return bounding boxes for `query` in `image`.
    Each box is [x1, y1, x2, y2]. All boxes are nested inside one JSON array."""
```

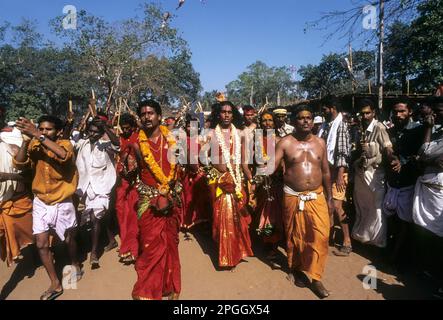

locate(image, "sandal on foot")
[[90, 255, 100, 269], [168, 292, 180, 300], [311, 281, 330, 299], [333, 245, 352, 257], [123, 255, 136, 265], [293, 271, 309, 288], [40, 289, 63, 300]]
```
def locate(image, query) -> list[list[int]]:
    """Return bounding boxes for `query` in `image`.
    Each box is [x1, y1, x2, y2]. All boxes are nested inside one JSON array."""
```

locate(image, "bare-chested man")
[[274, 105, 333, 299]]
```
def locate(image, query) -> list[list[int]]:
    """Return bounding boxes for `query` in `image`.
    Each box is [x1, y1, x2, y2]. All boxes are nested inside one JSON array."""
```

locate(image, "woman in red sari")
[[182, 115, 211, 232], [243, 111, 283, 264], [131, 100, 182, 300], [115, 114, 139, 264]]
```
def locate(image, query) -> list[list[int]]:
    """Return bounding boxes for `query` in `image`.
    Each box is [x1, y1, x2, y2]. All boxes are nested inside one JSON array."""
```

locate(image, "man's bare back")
[[279, 134, 327, 192]]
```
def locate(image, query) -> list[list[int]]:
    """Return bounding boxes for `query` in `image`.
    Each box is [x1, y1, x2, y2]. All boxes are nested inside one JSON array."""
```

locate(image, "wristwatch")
[[38, 135, 46, 143]]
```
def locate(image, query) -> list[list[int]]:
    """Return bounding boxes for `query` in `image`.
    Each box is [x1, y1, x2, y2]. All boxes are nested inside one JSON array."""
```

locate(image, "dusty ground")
[[0, 226, 436, 300]]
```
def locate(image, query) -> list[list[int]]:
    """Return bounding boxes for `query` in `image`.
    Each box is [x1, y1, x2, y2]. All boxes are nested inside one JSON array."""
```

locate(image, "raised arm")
[[62, 110, 75, 140], [101, 120, 120, 147], [15, 117, 68, 160]]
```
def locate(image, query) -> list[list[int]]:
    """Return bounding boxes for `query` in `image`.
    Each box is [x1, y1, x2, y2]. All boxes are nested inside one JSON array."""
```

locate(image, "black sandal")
[[311, 281, 330, 299], [333, 245, 352, 257], [40, 289, 63, 300]]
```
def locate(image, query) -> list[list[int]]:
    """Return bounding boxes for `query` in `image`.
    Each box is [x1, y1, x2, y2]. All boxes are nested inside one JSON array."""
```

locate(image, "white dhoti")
[[352, 166, 387, 248], [413, 173, 443, 237], [383, 184, 415, 223], [79, 185, 110, 225], [32, 197, 77, 241]]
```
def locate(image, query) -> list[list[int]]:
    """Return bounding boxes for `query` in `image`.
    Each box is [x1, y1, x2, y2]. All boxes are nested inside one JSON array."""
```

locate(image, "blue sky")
[[0, 0, 374, 92]]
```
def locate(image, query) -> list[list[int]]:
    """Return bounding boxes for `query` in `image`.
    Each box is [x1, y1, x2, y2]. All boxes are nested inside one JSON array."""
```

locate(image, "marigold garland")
[[138, 126, 176, 194], [261, 133, 275, 163]]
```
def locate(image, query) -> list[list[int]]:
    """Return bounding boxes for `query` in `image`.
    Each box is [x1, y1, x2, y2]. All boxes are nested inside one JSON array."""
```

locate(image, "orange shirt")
[[13, 139, 78, 205]]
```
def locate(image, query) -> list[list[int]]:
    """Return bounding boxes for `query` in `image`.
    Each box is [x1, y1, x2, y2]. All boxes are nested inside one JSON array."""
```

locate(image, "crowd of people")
[[0, 93, 442, 300]]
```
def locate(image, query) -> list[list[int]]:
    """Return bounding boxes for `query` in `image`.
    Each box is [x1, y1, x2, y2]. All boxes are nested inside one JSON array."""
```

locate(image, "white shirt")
[[0, 141, 18, 202], [75, 139, 119, 196], [277, 123, 294, 137]]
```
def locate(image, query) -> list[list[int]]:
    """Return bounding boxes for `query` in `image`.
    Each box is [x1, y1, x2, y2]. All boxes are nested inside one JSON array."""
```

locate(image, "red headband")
[[97, 115, 108, 122]]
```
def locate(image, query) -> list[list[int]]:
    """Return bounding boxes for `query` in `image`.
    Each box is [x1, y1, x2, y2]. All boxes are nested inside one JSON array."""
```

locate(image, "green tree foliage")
[[200, 90, 220, 111], [299, 51, 375, 99], [225, 61, 296, 107], [408, 0, 443, 92], [0, 19, 90, 119], [51, 3, 201, 108], [5, 93, 43, 122], [383, 0, 443, 93], [384, 21, 414, 93]]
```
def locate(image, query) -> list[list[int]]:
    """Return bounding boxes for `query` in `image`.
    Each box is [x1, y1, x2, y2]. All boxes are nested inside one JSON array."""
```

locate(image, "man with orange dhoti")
[[131, 100, 183, 300], [206, 101, 253, 270], [0, 106, 33, 267], [273, 105, 334, 299]]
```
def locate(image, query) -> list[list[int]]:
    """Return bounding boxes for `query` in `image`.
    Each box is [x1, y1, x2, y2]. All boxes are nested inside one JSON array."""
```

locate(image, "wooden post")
[[377, 0, 385, 112], [407, 80, 410, 95], [368, 80, 372, 94]]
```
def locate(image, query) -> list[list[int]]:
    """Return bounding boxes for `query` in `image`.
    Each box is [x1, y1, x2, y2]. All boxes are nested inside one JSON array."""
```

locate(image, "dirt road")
[[0, 228, 433, 300]]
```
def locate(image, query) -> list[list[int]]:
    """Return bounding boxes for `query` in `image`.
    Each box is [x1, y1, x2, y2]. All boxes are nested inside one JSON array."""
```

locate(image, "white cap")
[[314, 116, 323, 124]]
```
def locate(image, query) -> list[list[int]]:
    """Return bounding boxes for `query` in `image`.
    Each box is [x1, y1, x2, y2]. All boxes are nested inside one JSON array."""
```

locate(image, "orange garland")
[[138, 126, 176, 194], [261, 133, 275, 163]]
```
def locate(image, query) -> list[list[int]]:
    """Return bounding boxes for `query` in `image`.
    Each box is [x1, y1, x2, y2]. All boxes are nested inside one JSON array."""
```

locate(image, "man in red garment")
[[131, 100, 183, 300], [115, 113, 139, 264]]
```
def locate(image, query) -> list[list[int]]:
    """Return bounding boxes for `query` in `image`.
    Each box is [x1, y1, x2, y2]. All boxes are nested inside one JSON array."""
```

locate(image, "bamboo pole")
[[89, 89, 97, 117], [79, 110, 91, 132], [116, 98, 123, 134], [105, 87, 114, 114]]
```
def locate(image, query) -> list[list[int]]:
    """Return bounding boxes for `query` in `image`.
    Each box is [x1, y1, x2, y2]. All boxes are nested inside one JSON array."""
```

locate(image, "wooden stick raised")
[[105, 87, 114, 114], [115, 98, 123, 135]]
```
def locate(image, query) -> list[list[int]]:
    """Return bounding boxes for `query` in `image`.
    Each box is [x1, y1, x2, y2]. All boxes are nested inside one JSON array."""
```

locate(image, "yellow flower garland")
[[260, 133, 275, 163], [138, 126, 176, 194]]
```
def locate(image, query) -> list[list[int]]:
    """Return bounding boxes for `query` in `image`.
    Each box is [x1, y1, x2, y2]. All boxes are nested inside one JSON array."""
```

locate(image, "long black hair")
[[209, 101, 244, 129], [258, 111, 277, 129]]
